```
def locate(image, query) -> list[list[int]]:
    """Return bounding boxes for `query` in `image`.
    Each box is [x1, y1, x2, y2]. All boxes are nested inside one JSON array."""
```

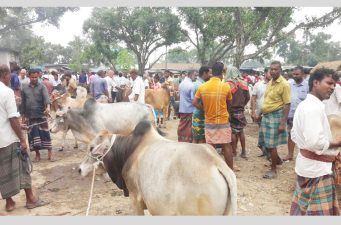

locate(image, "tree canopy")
[[84, 7, 185, 75], [179, 7, 341, 68], [0, 7, 77, 38]]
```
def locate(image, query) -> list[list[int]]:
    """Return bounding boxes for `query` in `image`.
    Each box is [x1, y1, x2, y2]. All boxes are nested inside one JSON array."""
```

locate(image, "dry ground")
[[1, 115, 298, 216]]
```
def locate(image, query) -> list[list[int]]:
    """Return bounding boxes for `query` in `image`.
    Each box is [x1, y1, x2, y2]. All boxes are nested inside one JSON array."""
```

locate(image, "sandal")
[[263, 171, 277, 179], [282, 156, 293, 162], [26, 199, 49, 209]]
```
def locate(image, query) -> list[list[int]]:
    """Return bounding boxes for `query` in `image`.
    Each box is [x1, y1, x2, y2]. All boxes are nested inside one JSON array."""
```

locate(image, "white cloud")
[[32, 7, 93, 47]]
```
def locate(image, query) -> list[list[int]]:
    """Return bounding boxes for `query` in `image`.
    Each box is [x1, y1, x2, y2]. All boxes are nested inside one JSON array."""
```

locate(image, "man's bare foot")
[[233, 165, 241, 172], [5, 200, 16, 212], [33, 157, 40, 162]]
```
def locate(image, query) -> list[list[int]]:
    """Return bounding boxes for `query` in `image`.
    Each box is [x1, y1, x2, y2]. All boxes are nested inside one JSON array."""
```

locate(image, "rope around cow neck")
[[85, 147, 112, 216]]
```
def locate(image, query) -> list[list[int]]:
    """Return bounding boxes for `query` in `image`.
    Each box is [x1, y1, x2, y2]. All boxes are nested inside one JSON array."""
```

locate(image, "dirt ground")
[[1, 114, 298, 216]]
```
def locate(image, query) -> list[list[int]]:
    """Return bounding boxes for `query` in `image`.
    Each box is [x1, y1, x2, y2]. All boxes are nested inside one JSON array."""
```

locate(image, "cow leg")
[[130, 196, 145, 215], [162, 108, 167, 128], [58, 131, 67, 151]]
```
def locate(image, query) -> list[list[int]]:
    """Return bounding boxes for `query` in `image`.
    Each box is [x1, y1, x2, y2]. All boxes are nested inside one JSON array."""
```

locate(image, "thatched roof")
[[311, 60, 341, 73]]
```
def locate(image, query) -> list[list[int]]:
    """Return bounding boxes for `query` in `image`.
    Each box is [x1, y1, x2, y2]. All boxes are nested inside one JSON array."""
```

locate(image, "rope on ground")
[[85, 161, 100, 216]]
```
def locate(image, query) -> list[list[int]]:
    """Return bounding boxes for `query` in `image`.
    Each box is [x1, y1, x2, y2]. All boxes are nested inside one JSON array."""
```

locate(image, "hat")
[[42, 74, 49, 80]]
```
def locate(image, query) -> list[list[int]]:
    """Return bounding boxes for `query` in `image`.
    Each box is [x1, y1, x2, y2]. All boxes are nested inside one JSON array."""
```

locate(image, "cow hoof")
[[74, 146, 78, 149], [58, 148, 64, 152]]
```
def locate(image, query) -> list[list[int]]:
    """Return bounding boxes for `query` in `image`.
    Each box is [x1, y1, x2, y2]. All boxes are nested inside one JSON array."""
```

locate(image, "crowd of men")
[[1, 59, 341, 216], [177, 61, 341, 216]]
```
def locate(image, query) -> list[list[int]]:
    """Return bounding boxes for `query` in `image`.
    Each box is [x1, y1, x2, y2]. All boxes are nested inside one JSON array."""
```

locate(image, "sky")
[[31, 7, 341, 64], [32, 7, 341, 47]]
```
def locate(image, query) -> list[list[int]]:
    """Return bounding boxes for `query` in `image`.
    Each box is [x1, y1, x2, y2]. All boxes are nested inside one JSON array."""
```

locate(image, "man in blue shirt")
[[283, 66, 309, 161], [177, 70, 196, 142], [90, 70, 109, 100]]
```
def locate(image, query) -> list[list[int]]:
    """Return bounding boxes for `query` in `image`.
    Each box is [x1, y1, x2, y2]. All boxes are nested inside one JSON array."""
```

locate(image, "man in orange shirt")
[[193, 62, 237, 171]]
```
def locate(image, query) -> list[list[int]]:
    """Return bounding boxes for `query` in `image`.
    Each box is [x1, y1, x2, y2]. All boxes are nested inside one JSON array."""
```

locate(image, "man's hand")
[[251, 112, 258, 122], [44, 108, 50, 116], [20, 140, 28, 153]]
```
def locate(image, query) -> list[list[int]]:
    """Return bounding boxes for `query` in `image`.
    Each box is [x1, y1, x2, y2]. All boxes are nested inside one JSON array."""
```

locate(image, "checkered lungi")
[[0, 142, 32, 199], [177, 113, 193, 142], [229, 110, 247, 133], [27, 118, 52, 151], [290, 174, 340, 215], [205, 123, 232, 145], [258, 109, 287, 149], [192, 112, 205, 140]]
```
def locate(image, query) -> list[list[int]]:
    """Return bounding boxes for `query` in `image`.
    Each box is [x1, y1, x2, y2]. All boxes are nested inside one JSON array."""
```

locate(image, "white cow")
[[79, 120, 237, 216], [50, 98, 158, 146]]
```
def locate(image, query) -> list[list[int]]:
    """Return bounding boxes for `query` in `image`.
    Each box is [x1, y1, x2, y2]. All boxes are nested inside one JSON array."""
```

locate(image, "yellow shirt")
[[195, 77, 232, 124], [262, 75, 291, 114]]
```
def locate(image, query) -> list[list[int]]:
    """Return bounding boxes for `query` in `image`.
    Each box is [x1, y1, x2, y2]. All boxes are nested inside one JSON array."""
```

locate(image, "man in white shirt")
[[128, 69, 145, 104], [290, 68, 341, 216], [111, 71, 120, 102], [104, 69, 116, 103], [19, 69, 30, 89], [0, 65, 49, 212], [251, 68, 272, 158]]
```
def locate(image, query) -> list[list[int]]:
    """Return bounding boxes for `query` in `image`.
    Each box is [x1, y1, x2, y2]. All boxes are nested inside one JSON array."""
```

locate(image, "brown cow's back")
[[145, 88, 170, 112]]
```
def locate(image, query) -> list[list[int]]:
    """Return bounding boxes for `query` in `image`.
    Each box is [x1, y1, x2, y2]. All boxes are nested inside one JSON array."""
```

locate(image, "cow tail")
[[217, 164, 237, 216]]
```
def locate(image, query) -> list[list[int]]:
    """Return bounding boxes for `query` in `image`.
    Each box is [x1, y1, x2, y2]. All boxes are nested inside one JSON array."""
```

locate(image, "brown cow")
[[145, 86, 170, 128]]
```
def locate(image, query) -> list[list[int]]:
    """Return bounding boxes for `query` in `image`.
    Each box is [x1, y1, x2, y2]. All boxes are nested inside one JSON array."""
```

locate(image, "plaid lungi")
[[205, 123, 232, 144], [229, 110, 247, 133], [290, 174, 340, 215], [258, 109, 287, 149], [0, 142, 32, 199], [177, 113, 193, 142], [28, 118, 52, 151], [192, 112, 205, 140]]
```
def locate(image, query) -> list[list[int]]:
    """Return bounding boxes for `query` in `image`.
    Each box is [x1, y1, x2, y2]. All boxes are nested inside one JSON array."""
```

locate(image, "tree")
[[19, 36, 47, 67], [116, 49, 136, 71], [178, 8, 236, 66], [161, 47, 198, 63], [81, 33, 120, 68], [179, 7, 341, 68], [276, 32, 341, 66], [67, 36, 86, 72], [84, 7, 185, 75], [0, 7, 78, 38]]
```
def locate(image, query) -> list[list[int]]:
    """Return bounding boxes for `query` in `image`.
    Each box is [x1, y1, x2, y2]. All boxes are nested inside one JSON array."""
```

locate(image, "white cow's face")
[[49, 111, 68, 133], [78, 131, 115, 177]]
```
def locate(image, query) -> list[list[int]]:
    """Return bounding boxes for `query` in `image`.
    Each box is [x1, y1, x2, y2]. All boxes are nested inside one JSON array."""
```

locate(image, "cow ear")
[[91, 144, 106, 156]]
